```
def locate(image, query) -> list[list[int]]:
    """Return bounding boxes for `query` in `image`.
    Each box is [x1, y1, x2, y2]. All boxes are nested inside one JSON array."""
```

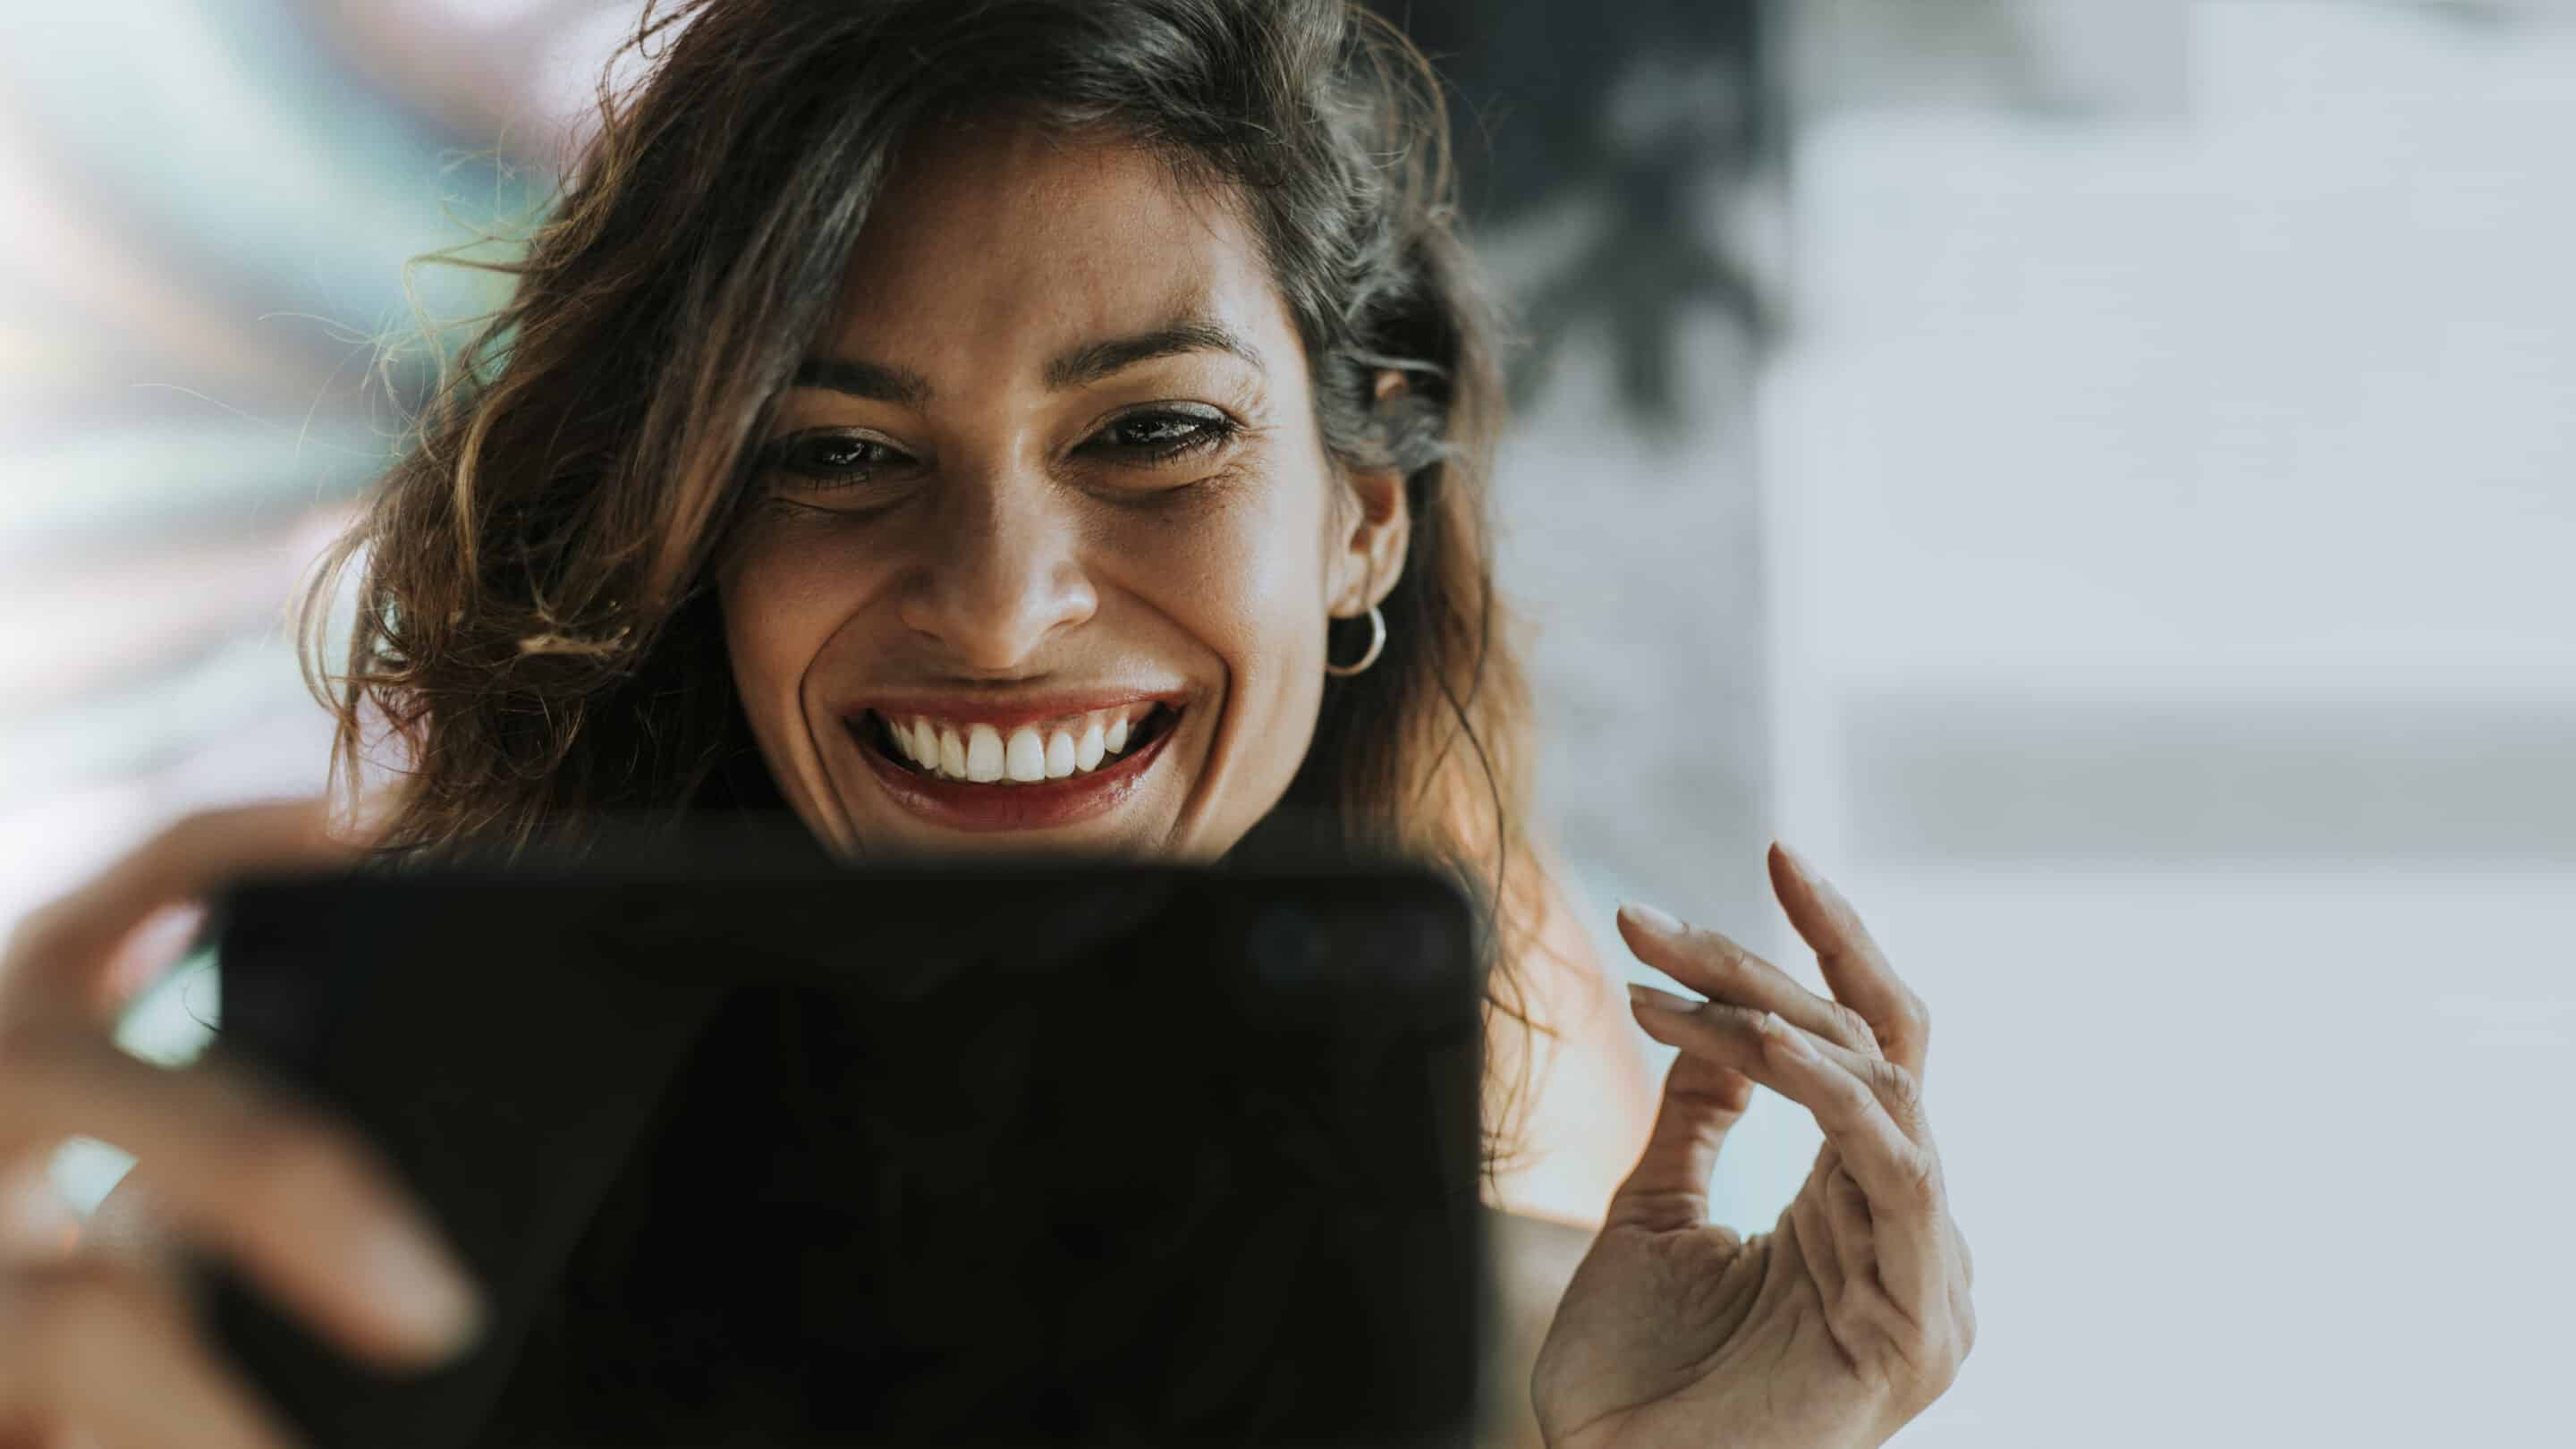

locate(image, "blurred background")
[[4, 1, 2572, 1442]]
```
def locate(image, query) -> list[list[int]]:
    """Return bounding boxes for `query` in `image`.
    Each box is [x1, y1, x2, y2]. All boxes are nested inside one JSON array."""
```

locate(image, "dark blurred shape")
[[1369, 0, 1772, 431], [199, 851, 1487, 1449]]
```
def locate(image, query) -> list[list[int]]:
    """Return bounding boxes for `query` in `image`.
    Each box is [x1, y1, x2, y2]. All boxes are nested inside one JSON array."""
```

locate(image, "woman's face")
[[716, 123, 1407, 860]]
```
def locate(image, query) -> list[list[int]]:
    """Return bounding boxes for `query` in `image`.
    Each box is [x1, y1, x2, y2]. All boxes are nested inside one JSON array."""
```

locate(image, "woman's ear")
[[1329, 370, 1415, 617]]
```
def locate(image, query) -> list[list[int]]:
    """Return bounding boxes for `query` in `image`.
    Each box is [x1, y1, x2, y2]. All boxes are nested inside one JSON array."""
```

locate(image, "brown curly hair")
[[300, 0, 1559, 1172]]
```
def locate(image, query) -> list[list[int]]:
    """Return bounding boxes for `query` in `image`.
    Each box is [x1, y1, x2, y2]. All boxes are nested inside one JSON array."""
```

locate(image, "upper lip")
[[842, 689, 1188, 730]]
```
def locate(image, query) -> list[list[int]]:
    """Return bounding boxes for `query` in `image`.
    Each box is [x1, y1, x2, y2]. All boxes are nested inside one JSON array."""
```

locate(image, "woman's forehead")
[[812, 124, 1298, 385]]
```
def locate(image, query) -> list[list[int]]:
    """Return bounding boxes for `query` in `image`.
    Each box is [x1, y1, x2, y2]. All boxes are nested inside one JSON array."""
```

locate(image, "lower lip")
[[852, 714, 1178, 833]]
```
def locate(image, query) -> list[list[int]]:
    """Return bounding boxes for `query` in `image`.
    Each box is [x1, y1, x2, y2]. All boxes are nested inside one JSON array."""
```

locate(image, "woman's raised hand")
[[1531, 845, 1973, 1449], [0, 800, 484, 1449]]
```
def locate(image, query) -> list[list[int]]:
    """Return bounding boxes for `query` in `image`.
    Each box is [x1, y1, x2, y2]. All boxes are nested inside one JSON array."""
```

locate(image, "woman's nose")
[[894, 480, 1098, 670]]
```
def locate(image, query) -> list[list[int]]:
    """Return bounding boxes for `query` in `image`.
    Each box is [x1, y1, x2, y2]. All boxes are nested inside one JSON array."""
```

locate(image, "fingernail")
[[1619, 901, 1683, 936], [360, 1221, 485, 1354], [1628, 982, 1704, 1014], [1775, 841, 1814, 877], [1779, 843, 1845, 903]]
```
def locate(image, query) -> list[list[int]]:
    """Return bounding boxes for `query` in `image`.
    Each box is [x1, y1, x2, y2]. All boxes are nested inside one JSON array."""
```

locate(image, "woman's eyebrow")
[[789, 357, 931, 404], [788, 315, 1264, 402], [1042, 318, 1264, 390]]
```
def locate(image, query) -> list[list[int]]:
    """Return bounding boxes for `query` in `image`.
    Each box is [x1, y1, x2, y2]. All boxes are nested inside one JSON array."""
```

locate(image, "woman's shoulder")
[[1477, 823, 1663, 1224], [1478, 1203, 1597, 1449]]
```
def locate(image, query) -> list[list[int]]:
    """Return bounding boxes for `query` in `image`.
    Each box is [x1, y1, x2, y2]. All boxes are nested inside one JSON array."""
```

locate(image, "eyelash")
[[763, 410, 1241, 490]]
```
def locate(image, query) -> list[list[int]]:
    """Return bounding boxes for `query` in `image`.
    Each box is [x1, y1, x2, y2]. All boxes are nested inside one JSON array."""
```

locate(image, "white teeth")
[[880, 705, 1162, 784], [1004, 725, 1047, 782], [965, 724, 1004, 782]]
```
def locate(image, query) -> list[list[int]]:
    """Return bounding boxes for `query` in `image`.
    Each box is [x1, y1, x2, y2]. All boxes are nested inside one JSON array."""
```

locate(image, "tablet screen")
[[199, 857, 1487, 1449]]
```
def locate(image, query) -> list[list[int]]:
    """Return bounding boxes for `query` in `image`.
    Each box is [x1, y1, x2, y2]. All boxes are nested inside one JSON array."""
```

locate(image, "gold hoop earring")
[[1325, 605, 1386, 677]]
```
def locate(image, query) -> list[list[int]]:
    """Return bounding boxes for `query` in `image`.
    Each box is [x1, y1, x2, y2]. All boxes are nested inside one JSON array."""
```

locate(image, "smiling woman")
[[0, 3, 1972, 1447], [305, 0, 1526, 926], [722, 124, 1413, 859]]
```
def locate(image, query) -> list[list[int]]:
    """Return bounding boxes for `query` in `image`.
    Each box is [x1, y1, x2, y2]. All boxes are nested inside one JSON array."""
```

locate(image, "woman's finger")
[[1629, 991, 1948, 1314], [0, 1157, 82, 1267], [1752, 1015, 1949, 1316], [1615, 904, 1881, 1060], [1823, 1157, 1877, 1301], [1767, 844, 1931, 1079], [1625, 986, 1922, 1141], [99, 902, 208, 1015], [1, 799, 360, 1028], [0, 1255, 306, 1449], [1601, 1046, 1754, 1233], [0, 1028, 481, 1368], [1785, 1152, 1843, 1309]]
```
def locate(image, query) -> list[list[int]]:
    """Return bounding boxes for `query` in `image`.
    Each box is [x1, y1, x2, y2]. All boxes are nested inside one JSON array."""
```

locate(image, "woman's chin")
[[841, 809, 1170, 860]]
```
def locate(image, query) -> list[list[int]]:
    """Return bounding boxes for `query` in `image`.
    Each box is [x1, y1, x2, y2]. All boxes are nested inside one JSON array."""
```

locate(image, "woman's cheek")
[[1140, 473, 1336, 831], [718, 521, 871, 705], [1133, 474, 1326, 678]]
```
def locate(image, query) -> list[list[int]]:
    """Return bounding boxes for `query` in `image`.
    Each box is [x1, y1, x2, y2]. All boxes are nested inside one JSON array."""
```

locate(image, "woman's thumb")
[[1602, 1053, 1754, 1233]]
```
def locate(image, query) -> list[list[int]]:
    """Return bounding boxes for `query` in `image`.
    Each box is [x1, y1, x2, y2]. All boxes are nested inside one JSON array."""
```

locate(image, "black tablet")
[[191, 836, 1489, 1449]]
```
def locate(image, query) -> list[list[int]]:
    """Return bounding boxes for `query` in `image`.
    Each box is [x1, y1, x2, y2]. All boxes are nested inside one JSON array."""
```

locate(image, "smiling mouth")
[[860, 704, 1180, 784], [847, 702, 1182, 834]]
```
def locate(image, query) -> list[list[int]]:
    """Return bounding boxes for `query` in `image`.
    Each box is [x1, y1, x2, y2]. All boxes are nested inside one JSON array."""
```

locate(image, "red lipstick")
[[851, 691, 1187, 730]]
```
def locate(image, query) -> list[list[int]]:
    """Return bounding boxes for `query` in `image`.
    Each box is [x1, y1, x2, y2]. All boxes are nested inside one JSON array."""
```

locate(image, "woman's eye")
[[758, 413, 1232, 498], [770, 434, 906, 485], [1088, 410, 1237, 462]]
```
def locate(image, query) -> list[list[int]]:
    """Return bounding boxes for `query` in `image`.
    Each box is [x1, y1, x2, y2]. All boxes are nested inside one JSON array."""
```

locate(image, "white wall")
[[1767, 4, 2576, 1442]]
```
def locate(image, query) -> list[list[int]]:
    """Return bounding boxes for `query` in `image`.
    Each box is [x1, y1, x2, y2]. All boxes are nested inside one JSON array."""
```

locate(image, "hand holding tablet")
[[0, 801, 485, 1449]]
